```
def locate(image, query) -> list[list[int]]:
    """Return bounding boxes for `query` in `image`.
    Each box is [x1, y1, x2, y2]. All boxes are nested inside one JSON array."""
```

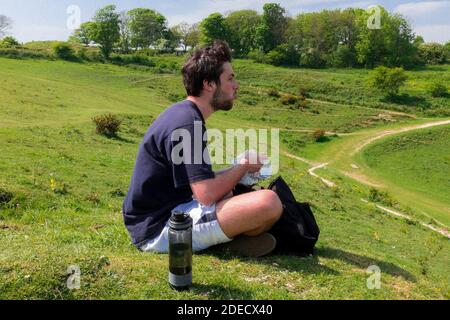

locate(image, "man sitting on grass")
[[122, 41, 282, 257]]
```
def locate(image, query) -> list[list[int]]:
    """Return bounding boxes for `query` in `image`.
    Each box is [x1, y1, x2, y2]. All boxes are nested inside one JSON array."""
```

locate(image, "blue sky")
[[1, 0, 449, 43]]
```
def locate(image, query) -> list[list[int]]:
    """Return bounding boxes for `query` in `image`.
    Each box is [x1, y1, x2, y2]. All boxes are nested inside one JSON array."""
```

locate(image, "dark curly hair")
[[182, 40, 232, 97]]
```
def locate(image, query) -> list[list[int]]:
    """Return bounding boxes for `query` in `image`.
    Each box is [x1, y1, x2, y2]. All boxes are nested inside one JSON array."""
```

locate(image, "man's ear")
[[203, 80, 217, 93]]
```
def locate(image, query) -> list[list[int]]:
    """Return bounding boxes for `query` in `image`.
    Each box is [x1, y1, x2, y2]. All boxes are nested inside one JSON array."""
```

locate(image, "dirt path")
[[352, 119, 450, 155], [282, 118, 450, 238]]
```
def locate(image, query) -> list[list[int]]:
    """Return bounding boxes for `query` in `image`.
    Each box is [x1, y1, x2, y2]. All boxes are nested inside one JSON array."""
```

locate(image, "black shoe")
[[213, 232, 277, 258]]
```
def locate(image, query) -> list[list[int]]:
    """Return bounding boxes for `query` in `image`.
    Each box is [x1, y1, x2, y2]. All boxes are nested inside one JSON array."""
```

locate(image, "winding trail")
[[282, 118, 450, 238]]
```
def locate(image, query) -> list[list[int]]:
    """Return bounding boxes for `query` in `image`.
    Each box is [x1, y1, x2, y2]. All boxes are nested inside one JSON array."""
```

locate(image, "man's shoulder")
[[160, 100, 202, 126]]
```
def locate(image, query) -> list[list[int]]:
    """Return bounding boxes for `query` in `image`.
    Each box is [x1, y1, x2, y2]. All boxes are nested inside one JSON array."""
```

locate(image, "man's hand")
[[238, 150, 267, 173]]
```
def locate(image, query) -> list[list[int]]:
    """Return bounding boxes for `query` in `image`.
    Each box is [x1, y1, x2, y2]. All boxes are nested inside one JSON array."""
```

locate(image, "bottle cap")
[[169, 211, 192, 230]]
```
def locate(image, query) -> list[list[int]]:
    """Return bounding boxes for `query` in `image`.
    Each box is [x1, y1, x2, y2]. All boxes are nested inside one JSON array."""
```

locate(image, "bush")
[[429, 83, 448, 97], [53, 42, 76, 61], [0, 187, 13, 206], [300, 49, 326, 68], [0, 36, 20, 49], [368, 66, 408, 98], [368, 188, 396, 207], [0, 48, 51, 60], [418, 43, 447, 65], [297, 99, 309, 109], [110, 54, 155, 67], [299, 86, 308, 99], [312, 129, 326, 142], [267, 88, 280, 97], [281, 94, 299, 105], [331, 44, 357, 68], [92, 113, 122, 137], [247, 49, 266, 63], [266, 44, 299, 67]]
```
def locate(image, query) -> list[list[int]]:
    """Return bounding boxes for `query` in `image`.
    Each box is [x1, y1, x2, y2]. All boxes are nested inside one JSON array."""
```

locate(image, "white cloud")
[[414, 24, 450, 43], [167, 0, 358, 26], [12, 25, 71, 43], [394, 1, 450, 19]]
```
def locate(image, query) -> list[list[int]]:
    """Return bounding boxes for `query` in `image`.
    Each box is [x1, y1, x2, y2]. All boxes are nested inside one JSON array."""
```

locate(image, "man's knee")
[[256, 190, 283, 223]]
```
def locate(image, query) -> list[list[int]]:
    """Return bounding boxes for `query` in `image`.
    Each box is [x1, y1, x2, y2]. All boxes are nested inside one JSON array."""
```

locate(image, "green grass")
[[361, 125, 450, 226], [0, 56, 449, 299]]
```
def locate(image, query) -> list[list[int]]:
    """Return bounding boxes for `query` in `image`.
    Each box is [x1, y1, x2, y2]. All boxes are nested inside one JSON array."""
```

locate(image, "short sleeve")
[[164, 121, 215, 188]]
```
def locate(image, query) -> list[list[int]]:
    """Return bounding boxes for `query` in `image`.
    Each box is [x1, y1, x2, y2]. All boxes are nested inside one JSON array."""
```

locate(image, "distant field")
[[361, 125, 450, 225], [0, 57, 449, 299]]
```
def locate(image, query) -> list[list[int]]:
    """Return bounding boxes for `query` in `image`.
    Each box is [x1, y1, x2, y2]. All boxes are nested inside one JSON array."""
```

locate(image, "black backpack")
[[232, 176, 320, 256], [267, 177, 320, 256]]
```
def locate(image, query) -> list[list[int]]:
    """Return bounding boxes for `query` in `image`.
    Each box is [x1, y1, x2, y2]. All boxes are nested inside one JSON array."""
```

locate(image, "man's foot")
[[212, 232, 276, 258]]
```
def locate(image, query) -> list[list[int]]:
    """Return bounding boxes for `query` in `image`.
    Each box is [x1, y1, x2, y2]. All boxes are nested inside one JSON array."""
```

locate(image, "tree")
[[266, 44, 299, 66], [445, 41, 450, 60], [331, 44, 357, 68], [69, 22, 95, 46], [225, 10, 262, 56], [418, 43, 447, 65], [119, 11, 131, 53], [0, 36, 19, 48], [170, 22, 188, 51], [259, 3, 288, 52], [0, 15, 12, 38], [171, 22, 200, 52], [185, 23, 200, 51], [356, 7, 417, 68], [368, 66, 408, 98], [200, 13, 230, 45], [91, 5, 120, 58], [128, 8, 167, 49]]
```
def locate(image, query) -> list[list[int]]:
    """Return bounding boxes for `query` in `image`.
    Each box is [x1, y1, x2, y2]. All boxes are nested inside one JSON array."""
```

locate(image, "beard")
[[211, 87, 235, 111]]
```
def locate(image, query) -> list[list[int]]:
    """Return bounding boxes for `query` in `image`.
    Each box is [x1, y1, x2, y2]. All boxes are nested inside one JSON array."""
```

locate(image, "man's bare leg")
[[215, 190, 283, 239]]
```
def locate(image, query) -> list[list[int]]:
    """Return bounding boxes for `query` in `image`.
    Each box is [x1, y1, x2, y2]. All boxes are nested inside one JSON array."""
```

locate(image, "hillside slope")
[[0, 57, 448, 299]]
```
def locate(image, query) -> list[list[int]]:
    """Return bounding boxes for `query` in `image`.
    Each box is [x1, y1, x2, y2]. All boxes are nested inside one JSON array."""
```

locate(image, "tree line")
[[2, 3, 450, 68]]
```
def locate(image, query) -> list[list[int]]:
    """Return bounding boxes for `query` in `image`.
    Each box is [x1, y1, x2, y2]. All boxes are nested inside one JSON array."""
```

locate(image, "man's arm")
[[191, 158, 263, 206]]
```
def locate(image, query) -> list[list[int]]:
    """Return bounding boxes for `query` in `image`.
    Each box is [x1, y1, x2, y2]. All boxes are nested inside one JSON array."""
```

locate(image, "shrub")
[[0, 36, 20, 49], [312, 129, 326, 142], [300, 49, 326, 68], [53, 42, 76, 61], [267, 88, 280, 97], [297, 100, 309, 109], [0, 187, 13, 206], [368, 188, 396, 207], [110, 54, 155, 67], [266, 44, 299, 66], [418, 43, 447, 65], [429, 83, 448, 97], [86, 192, 101, 204], [0, 48, 51, 60], [281, 94, 299, 105], [299, 86, 308, 99], [247, 49, 266, 63], [330, 44, 356, 68], [92, 113, 122, 137], [368, 66, 408, 98]]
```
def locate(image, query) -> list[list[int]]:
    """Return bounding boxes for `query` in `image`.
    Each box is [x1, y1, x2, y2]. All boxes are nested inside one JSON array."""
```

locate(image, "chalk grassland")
[[0, 57, 449, 299], [360, 125, 450, 226]]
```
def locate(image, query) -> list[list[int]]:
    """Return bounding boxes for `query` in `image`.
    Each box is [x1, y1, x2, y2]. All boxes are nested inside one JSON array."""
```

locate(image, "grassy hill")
[[0, 57, 449, 299], [361, 125, 450, 226]]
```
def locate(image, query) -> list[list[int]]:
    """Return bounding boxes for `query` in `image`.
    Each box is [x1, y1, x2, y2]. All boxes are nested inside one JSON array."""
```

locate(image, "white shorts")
[[140, 199, 233, 253]]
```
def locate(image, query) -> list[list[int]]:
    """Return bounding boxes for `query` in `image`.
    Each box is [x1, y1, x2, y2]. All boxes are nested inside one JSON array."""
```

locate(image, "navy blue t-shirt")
[[122, 100, 215, 247]]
